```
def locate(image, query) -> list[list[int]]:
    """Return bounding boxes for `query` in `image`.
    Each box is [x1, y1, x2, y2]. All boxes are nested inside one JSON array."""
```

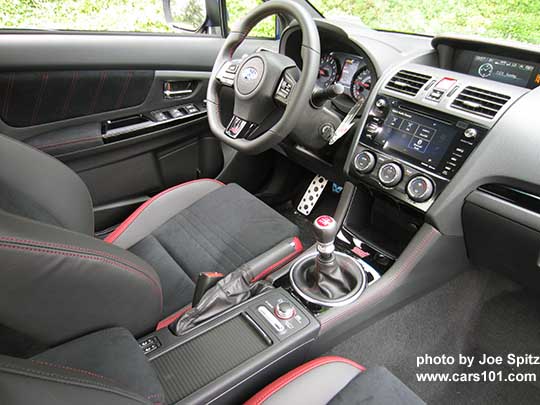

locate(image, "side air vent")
[[385, 70, 432, 96], [451, 86, 510, 119]]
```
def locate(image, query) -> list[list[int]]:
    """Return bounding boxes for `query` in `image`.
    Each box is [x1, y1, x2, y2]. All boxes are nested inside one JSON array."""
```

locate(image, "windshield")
[[309, 0, 540, 46]]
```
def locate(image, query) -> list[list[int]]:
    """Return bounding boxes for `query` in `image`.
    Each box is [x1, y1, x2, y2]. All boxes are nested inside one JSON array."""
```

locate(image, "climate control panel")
[[349, 146, 441, 211]]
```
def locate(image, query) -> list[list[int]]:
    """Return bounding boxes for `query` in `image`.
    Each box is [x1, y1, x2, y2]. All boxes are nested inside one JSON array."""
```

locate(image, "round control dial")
[[407, 176, 435, 202], [354, 151, 376, 174], [378, 163, 403, 187], [275, 301, 296, 320]]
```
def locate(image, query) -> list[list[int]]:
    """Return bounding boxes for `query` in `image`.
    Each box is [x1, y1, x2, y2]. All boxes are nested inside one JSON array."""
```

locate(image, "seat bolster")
[[245, 356, 365, 405], [105, 179, 224, 249], [0, 210, 163, 346]]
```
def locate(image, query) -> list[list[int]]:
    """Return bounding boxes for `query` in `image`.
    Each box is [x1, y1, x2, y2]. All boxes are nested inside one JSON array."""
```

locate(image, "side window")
[[225, 0, 277, 39], [0, 1, 177, 33], [0, 0, 275, 37]]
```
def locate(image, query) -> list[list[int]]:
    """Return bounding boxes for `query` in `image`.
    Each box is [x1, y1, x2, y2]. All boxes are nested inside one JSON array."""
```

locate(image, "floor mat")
[[326, 269, 540, 404]]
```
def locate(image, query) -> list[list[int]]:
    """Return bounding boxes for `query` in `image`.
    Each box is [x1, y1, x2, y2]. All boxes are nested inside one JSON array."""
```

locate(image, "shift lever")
[[313, 215, 338, 259], [305, 215, 356, 301], [289, 215, 366, 306]]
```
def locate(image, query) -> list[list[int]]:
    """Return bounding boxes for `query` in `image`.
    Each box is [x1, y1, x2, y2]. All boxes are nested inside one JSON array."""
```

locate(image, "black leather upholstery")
[[0, 134, 94, 234], [0, 327, 163, 405], [0, 209, 163, 346], [246, 356, 425, 405]]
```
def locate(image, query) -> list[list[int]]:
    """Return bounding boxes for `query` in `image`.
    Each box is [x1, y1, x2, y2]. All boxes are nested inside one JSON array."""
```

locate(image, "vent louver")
[[451, 86, 510, 119], [385, 70, 432, 96]]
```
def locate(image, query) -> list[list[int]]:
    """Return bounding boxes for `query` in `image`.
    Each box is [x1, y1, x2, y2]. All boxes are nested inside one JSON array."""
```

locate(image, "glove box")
[[463, 185, 540, 289]]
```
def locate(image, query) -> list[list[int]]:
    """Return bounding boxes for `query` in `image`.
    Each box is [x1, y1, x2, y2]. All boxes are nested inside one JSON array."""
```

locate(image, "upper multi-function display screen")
[[468, 54, 536, 87]]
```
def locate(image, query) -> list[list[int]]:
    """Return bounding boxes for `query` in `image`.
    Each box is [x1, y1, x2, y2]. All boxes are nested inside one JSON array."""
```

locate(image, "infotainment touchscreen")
[[380, 107, 458, 169]]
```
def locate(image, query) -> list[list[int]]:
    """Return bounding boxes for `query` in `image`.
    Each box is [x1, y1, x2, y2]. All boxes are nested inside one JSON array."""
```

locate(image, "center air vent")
[[385, 70, 432, 96], [451, 86, 510, 119]]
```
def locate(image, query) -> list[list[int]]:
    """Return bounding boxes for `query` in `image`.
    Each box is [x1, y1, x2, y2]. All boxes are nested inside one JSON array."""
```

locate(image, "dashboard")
[[279, 21, 540, 244], [277, 18, 540, 311]]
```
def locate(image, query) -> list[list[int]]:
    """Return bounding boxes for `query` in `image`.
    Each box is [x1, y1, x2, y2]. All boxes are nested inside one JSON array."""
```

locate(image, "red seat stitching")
[[0, 236, 160, 286], [31, 359, 120, 385], [0, 243, 163, 311]]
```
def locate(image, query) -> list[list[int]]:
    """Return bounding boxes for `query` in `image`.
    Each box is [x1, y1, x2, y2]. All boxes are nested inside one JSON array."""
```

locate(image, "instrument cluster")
[[317, 52, 373, 104]]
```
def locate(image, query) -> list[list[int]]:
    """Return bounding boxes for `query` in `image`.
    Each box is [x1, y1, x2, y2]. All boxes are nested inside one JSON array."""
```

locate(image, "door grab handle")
[[164, 89, 193, 98]]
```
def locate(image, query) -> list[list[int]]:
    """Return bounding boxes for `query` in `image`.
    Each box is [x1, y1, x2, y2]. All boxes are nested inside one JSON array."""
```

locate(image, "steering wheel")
[[207, 0, 320, 155]]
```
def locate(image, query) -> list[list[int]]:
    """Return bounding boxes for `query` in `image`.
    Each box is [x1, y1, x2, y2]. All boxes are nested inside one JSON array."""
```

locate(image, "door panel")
[[0, 33, 278, 231], [0, 70, 154, 127]]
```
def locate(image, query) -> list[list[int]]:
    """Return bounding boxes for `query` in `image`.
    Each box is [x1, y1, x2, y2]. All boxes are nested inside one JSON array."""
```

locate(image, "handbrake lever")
[[192, 272, 224, 307]]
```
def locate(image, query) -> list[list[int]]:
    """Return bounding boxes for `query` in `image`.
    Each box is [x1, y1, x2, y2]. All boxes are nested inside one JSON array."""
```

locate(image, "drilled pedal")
[[297, 175, 328, 216]]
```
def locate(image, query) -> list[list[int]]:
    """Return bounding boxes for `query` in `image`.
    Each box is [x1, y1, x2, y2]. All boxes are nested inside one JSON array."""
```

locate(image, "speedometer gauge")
[[351, 66, 372, 102], [317, 54, 339, 88]]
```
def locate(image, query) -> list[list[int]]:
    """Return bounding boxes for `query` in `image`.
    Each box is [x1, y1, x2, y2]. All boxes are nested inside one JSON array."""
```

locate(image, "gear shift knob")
[[313, 215, 338, 256]]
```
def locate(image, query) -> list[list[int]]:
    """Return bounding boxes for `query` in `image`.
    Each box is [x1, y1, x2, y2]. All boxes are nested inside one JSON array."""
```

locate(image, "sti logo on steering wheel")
[[241, 66, 258, 81]]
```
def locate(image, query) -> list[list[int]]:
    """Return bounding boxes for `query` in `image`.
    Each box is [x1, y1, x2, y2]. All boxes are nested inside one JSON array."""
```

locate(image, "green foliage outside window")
[[226, 0, 276, 38], [0, 0, 173, 32], [310, 0, 540, 45], [1, 0, 539, 45]]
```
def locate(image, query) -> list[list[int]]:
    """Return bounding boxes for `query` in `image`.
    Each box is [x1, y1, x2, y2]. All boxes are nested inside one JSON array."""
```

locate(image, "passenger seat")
[[245, 356, 425, 405]]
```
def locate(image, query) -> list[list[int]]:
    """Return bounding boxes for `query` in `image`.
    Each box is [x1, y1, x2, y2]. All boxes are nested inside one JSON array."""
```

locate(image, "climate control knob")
[[354, 151, 376, 174], [406, 176, 435, 202], [378, 163, 403, 187]]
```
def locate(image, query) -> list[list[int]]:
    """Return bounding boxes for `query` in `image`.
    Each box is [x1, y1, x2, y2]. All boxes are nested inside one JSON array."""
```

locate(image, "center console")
[[138, 289, 318, 404]]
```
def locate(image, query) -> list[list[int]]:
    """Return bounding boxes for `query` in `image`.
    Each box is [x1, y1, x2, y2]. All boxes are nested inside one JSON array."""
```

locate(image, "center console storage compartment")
[[153, 315, 269, 404], [139, 289, 319, 404]]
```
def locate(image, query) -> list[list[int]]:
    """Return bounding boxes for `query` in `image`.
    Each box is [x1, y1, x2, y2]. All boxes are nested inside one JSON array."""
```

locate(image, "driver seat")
[[0, 134, 301, 347]]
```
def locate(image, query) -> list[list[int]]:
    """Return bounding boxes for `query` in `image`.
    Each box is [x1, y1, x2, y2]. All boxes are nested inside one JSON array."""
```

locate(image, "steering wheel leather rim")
[[206, 0, 320, 155]]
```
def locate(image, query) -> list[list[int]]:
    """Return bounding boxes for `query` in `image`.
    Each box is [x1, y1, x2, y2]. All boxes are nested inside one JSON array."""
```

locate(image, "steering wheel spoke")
[[225, 115, 259, 139], [216, 59, 242, 87], [274, 69, 297, 106]]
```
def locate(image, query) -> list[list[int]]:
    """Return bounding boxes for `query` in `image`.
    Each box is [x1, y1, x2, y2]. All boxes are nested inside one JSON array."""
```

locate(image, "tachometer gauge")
[[351, 66, 372, 102], [317, 54, 339, 88]]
